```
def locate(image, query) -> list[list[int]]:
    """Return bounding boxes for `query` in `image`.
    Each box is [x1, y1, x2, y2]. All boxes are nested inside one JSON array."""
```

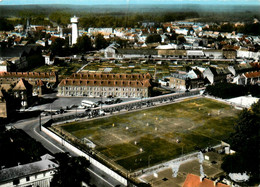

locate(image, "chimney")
[[200, 176, 206, 182]]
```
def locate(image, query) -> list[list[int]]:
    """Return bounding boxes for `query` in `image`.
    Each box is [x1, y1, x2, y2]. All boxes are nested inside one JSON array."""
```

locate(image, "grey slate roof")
[[0, 159, 58, 183], [171, 73, 188, 80], [0, 46, 39, 58], [117, 49, 157, 55]]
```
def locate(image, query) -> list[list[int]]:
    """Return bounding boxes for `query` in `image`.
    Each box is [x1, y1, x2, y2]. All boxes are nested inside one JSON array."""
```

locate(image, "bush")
[[205, 83, 260, 99]]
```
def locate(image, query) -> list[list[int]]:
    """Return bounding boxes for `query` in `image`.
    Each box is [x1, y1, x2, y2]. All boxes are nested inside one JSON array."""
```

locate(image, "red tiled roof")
[[70, 72, 152, 80], [0, 72, 56, 79], [249, 62, 260, 69], [13, 78, 31, 91], [244, 70, 260, 78], [182, 174, 229, 187], [222, 45, 239, 50], [36, 79, 45, 86], [58, 79, 151, 88], [14, 37, 21, 42]]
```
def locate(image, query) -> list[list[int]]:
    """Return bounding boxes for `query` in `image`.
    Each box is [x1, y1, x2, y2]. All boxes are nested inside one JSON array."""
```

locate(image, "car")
[[78, 105, 86, 109], [99, 110, 105, 116], [115, 98, 123, 103]]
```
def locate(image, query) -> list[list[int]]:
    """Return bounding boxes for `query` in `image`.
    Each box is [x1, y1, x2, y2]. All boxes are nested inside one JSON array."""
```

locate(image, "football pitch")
[[56, 97, 238, 171]]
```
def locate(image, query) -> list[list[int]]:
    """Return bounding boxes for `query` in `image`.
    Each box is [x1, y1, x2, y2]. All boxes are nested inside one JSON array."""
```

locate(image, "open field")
[[82, 61, 182, 79], [33, 63, 83, 78], [57, 97, 238, 171]]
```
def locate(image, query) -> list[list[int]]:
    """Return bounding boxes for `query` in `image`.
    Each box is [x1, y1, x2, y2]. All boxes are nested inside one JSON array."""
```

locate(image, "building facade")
[[0, 90, 7, 118], [12, 78, 32, 108], [169, 75, 187, 91], [0, 155, 58, 187], [58, 73, 152, 98], [0, 71, 58, 96], [0, 72, 57, 86]]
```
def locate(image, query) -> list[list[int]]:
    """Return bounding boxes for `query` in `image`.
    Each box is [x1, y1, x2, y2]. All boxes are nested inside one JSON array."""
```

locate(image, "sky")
[[0, 0, 259, 5]]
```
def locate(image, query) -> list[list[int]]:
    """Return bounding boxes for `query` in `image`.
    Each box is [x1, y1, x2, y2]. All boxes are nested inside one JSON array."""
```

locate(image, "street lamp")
[[148, 155, 152, 168], [50, 104, 52, 119], [39, 113, 41, 131], [100, 94, 103, 111]]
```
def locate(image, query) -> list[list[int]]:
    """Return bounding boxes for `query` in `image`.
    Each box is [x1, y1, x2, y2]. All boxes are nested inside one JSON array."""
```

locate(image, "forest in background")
[[0, 4, 260, 35]]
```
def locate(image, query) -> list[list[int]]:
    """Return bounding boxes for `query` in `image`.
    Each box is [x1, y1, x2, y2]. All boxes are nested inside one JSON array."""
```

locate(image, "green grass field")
[[33, 63, 83, 78], [58, 98, 238, 171]]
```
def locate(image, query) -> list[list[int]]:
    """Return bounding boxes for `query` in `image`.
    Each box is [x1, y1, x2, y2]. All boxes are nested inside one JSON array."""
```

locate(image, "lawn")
[[33, 63, 83, 79], [57, 98, 238, 171], [82, 61, 172, 78]]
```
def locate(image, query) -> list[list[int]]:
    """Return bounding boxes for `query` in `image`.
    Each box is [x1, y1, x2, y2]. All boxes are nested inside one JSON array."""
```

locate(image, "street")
[[8, 111, 125, 187]]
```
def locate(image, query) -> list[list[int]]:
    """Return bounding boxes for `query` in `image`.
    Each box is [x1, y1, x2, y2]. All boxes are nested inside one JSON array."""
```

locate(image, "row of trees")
[[204, 22, 260, 36], [221, 100, 260, 185], [0, 129, 48, 168], [0, 18, 14, 31], [50, 34, 109, 56], [205, 83, 260, 184], [49, 12, 199, 28], [145, 34, 162, 43], [205, 83, 260, 99], [51, 153, 91, 187]]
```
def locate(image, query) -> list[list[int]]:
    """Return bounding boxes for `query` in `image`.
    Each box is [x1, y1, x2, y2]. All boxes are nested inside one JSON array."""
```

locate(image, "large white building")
[[0, 154, 58, 187], [70, 15, 79, 45]]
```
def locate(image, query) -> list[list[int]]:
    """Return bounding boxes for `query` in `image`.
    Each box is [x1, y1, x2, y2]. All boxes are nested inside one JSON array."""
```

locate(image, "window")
[[26, 176, 30, 181], [13, 179, 20, 185]]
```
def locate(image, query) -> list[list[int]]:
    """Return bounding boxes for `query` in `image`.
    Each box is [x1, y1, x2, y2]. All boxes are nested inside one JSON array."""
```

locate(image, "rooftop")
[[12, 78, 31, 91], [59, 78, 151, 88], [0, 46, 39, 58], [182, 174, 229, 187], [0, 158, 58, 183], [244, 70, 260, 78], [0, 72, 56, 79], [70, 72, 151, 80]]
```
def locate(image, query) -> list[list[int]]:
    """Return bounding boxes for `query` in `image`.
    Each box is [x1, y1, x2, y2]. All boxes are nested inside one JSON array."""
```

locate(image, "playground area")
[[55, 97, 238, 171]]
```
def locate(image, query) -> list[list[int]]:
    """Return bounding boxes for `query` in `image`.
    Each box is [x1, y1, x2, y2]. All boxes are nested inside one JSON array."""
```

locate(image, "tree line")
[[204, 22, 260, 36], [49, 33, 109, 56], [221, 100, 260, 185], [205, 83, 260, 99]]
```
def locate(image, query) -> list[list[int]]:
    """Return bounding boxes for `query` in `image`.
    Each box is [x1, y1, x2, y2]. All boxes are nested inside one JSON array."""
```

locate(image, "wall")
[[203, 68, 214, 84], [0, 171, 54, 187], [41, 126, 128, 186], [169, 77, 186, 90], [0, 102, 7, 118]]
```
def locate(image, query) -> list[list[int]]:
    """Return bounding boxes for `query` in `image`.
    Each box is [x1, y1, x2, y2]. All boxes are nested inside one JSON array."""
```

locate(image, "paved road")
[[8, 112, 125, 187], [26, 94, 138, 111]]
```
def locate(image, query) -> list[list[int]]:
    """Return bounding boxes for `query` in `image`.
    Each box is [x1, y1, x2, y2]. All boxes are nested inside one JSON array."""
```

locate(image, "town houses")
[[57, 73, 152, 98], [0, 15, 259, 116]]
